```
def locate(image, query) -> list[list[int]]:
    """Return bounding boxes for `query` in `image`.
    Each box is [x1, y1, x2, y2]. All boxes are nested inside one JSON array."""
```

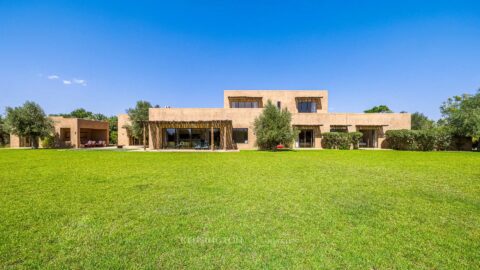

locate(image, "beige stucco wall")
[[117, 114, 131, 146]]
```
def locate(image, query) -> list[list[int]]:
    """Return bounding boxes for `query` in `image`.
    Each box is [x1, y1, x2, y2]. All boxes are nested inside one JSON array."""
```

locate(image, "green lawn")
[[0, 150, 479, 269]]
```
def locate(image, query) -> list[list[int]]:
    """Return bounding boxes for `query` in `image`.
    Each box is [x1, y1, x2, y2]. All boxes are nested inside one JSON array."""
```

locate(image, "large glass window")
[[165, 128, 176, 148], [231, 101, 259, 108], [232, 128, 248, 144], [163, 128, 220, 149], [191, 129, 209, 149], [297, 101, 317, 113], [298, 129, 314, 148], [177, 129, 191, 148]]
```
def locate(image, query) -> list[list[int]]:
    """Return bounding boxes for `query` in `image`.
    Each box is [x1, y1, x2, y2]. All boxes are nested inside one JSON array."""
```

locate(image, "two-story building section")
[[118, 90, 411, 150]]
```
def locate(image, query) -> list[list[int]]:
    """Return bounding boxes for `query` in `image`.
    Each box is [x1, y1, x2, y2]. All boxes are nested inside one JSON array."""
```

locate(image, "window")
[[232, 128, 248, 144], [297, 101, 317, 113], [163, 128, 219, 149], [330, 126, 348, 132], [277, 101, 281, 109], [231, 101, 259, 108], [165, 129, 176, 148]]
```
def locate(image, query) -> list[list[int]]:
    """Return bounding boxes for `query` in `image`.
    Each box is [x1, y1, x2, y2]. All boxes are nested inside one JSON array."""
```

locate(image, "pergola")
[[148, 120, 234, 150]]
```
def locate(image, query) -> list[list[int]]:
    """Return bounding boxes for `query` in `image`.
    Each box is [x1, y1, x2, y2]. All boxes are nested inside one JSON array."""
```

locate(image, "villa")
[[118, 90, 411, 150], [10, 116, 109, 148]]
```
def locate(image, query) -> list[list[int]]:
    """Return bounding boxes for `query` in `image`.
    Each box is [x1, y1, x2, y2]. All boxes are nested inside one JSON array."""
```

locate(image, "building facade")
[[117, 90, 411, 150], [10, 116, 109, 148]]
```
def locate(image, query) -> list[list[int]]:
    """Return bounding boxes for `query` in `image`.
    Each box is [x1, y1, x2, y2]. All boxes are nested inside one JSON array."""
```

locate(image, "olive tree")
[[5, 101, 53, 149], [253, 100, 297, 150], [127, 101, 154, 149]]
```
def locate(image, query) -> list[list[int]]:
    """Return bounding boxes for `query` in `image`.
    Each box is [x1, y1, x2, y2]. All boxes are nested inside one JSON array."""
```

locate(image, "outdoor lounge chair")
[[84, 140, 93, 147]]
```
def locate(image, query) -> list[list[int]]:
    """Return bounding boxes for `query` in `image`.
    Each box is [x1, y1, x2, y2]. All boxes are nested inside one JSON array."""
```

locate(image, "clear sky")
[[1, 0, 479, 119]]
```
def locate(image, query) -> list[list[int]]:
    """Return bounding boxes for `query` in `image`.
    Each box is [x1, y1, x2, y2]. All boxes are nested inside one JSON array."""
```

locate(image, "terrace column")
[[210, 126, 214, 151], [223, 125, 227, 150], [314, 127, 321, 149], [106, 127, 110, 146], [148, 122, 153, 150], [157, 124, 162, 149], [74, 120, 80, 148]]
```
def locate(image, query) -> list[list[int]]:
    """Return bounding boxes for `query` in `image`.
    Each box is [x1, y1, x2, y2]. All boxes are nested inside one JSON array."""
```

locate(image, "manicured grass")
[[0, 149, 479, 269]]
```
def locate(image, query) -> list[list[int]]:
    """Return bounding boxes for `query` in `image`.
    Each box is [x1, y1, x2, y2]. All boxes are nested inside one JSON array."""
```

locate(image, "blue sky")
[[1, 0, 479, 119]]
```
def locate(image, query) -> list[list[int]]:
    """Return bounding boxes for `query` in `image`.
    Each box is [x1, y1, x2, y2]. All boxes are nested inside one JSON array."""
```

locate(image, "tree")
[[4, 101, 53, 149], [92, 113, 108, 121], [364, 105, 393, 113], [253, 100, 297, 150], [440, 89, 480, 139], [0, 115, 10, 146], [108, 116, 118, 144], [68, 108, 95, 119], [127, 101, 153, 149], [56, 108, 108, 121], [411, 112, 434, 130]]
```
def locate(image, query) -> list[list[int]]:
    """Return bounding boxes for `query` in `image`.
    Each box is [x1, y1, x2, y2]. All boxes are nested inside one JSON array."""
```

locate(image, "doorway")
[[298, 129, 314, 148], [359, 129, 377, 148]]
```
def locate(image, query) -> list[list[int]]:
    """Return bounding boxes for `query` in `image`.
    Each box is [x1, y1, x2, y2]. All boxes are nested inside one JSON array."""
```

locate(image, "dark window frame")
[[232, 128, 248, 144], [297, 101, 317, 113], [231, 101, 259, 108]]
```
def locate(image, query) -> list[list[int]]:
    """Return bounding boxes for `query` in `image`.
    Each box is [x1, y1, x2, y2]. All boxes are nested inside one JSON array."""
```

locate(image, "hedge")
[[385, 129, 454, 151], [322, 132, 363, 150]]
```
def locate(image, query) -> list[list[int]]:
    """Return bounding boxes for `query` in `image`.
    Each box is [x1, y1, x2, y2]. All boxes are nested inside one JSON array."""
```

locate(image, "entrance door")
[[359, 129, 377, 148], [298, 129, 314, 148]]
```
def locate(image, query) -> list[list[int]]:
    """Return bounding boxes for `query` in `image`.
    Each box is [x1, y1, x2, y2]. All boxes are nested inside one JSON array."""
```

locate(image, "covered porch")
[[79, 128, 109, 147], [356, 125, 387, 148], [149, 120, 235, 150], [293, 125, 322, 148]]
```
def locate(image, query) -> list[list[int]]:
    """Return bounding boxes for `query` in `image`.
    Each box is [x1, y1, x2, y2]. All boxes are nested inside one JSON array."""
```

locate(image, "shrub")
[[349, 132, 363, 149], [413, 130, 435, 151], [434, 127, 452, 151], [385, 129, 416, 150], [41, 134, 55, 149], [386, 128, 459, 151], [322, 132, 361, 150], [110, 130, 118, 145]]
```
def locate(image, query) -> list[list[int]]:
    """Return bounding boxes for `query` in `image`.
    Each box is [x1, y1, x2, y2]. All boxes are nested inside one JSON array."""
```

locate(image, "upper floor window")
[[231, 101, 259, 108], [297, 101, 317, 113], [229, 97, 263, 108]]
